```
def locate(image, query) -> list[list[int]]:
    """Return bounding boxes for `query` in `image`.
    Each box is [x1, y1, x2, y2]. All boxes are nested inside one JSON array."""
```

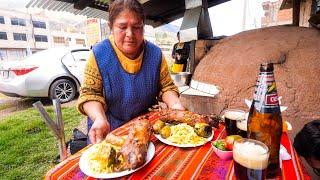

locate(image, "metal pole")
[[33, 100, 68, 161]]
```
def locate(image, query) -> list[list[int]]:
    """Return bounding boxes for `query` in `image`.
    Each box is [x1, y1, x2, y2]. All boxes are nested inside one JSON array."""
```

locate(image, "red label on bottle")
[[253, 72, 280, 113], [265, 93, 279, 106]]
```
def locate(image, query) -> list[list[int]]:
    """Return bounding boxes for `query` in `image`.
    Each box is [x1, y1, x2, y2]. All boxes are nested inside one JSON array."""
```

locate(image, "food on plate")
[[160, 125, 171, 138], [159, 108, 219, 129], [225, 135, 242, 150], [120, 117, 152, 170], [153, 109, 215, 146], [194, 123, 212, 138], [86, 117, 152, 174], [87, 139, 122, 173], [166, 123, 208, 145], [153, 120, 165, 134], [105, 133, 126, 147]]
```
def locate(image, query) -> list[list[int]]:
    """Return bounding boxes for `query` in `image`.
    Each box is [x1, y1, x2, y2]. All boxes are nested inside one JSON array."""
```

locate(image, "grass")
[[0, 103, 11, 110], [0, 93, 6, 98], [0, 106, 84, 180]]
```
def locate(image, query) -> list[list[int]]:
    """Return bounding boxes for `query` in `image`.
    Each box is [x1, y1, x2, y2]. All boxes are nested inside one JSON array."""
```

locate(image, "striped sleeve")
[[158, 54, 179, 100], [77, 51, 107, 115]]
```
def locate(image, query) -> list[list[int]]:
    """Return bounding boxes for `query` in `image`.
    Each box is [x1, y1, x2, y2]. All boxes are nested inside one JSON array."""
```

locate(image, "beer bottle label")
[[253, 72, 280, 113]]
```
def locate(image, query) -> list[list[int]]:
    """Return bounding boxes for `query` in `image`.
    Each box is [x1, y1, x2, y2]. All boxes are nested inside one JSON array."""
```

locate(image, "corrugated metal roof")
[[26, 0, 109, 19], [25, 0, 230, 27]]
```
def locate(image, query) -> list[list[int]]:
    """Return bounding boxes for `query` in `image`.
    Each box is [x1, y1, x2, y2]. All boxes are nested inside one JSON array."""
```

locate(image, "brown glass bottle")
[[247, 63, 283, 178]]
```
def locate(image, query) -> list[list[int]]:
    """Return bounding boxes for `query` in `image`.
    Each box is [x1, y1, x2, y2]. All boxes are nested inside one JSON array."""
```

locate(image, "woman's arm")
[[158, 54, 185, 110], [83, 101, 110, 144], [162, 90, 185, 110], [77, 51, 110, 144]]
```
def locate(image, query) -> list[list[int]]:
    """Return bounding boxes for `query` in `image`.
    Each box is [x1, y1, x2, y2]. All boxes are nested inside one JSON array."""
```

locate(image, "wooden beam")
[[293, 0, 301, 26]]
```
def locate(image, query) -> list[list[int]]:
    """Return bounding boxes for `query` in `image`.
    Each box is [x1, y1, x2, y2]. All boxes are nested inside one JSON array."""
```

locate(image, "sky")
[[0, 0, 267, 36], [0, 0, 29, 9], [171, 0, 265, 36]]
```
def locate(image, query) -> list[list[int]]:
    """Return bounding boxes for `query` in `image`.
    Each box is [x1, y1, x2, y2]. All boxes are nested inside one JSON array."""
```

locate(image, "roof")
[[280, 0, 293, 10], [26, 0, 229, 27]]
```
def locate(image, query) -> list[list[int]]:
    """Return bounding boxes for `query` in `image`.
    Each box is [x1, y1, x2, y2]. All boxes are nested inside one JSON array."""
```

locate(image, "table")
[[46, 112, 310, 180]]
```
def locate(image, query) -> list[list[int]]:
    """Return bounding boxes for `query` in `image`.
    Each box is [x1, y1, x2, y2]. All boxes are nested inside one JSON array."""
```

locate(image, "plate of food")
[[79, 117, 155, 179], [153, 109, 216, 148]]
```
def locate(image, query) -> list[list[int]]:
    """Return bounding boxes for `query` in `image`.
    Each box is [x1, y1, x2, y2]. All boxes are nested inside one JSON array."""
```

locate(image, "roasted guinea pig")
[[158, 109, 220, 137], [159, 109, 210, 126], [119, 117, 152, 170]]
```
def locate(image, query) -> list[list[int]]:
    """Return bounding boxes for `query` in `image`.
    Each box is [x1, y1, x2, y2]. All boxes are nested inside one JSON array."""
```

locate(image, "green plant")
[[0, 106, 84, 179]]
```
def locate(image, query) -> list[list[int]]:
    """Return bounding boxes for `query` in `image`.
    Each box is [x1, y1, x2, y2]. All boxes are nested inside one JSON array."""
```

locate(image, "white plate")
[[154, 130, 214, 148], [79, 142, 155, 179]]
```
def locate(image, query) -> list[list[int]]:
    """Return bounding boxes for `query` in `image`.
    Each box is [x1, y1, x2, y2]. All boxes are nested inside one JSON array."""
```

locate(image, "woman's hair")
[[108, 0, 145, 28], [293, 120, 320, 160]]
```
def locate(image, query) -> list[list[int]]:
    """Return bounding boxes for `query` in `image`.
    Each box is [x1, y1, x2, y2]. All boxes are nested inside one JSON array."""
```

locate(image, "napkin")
[[280, 144, 291, 160]]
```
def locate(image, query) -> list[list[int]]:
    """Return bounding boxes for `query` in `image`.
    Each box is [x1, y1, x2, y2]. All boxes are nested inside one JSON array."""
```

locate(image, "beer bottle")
[[247, 63, 283, 178]]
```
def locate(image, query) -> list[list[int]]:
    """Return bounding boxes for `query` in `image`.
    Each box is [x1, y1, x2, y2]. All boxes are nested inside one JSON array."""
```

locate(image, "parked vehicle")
[[0, 47, 90, 103]]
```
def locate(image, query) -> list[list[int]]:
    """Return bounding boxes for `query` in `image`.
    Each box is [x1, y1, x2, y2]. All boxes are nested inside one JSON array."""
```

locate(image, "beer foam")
[[225, 111, 245, 121], [233, 141, 269, 170], [236, 120, 247, 131]]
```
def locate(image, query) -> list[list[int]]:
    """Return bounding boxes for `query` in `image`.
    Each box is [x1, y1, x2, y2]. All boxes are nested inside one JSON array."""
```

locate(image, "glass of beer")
[[236, 119, 247, 138], [224, 109, 245, 136], [233, 138, 270, 180]]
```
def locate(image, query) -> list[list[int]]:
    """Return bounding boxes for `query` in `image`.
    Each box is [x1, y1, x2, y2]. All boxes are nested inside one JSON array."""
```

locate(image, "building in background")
[[0, 8, 87, 61], [261, 0, 293, 27], [0, 9, 50, 61], [0, 6, 168, 62]]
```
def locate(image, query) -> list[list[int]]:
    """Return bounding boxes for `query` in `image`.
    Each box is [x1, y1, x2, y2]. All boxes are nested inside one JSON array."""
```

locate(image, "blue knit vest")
[[88, 39, 161, 131]]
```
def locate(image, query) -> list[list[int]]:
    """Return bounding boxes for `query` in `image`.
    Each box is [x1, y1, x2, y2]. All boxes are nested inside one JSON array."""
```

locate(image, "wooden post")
[[33, 100, 67, 161], [293, 0, 301, 26]]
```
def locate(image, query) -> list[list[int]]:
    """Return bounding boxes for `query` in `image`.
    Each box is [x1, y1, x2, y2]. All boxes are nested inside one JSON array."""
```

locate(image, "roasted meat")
[[119, 117, 151, 170], [159, 109, 220, 128], [105, 133, 126, 147]]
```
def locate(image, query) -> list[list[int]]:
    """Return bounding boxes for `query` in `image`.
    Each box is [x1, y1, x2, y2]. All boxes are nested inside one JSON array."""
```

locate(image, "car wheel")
[[49, 79, 76, 103]]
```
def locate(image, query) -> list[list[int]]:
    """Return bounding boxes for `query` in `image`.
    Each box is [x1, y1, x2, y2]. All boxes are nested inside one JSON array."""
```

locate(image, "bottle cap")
[[260, 63, 274, 71]]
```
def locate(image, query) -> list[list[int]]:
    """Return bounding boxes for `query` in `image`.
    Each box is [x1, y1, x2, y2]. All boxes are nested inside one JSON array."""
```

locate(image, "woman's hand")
[[171, 102, 186, 110], [162, 91, 186, 110], [83, 101, 109, 144], [88, 118, 110, 144]]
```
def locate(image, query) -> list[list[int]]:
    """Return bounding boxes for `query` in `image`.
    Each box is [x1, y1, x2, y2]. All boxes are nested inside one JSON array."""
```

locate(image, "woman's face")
[[112, 9, 144, 59], [306, 156, 320, 176]]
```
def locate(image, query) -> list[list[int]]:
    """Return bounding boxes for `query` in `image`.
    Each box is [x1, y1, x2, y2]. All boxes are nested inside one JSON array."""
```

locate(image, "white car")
[[0, 47, 90, 103]]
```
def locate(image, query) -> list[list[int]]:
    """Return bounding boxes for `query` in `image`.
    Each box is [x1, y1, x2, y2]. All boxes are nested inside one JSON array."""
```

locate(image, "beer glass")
[[224, 109, 245, 136], [233, 138, 270, 180], [236, 119, 247, 138]]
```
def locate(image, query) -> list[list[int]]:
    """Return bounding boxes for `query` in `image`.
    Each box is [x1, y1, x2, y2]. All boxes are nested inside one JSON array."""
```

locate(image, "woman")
[[171, 31, 190, 73], [293, 120, 320, 177], [77, 0, 184, 144]]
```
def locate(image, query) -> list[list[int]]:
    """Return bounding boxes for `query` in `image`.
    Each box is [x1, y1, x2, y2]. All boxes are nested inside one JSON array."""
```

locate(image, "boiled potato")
[[160, 126, 171, 139], [153, 120, 165, 134]]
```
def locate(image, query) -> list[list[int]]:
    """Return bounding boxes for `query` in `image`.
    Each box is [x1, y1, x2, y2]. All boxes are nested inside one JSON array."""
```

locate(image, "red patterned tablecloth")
[[46, 112, 310, 180]]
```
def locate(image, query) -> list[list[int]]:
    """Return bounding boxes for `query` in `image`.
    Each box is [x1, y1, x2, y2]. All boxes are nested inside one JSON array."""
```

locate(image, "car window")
[[62, 52, 75, 63], [71, 50, 89, 62]]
